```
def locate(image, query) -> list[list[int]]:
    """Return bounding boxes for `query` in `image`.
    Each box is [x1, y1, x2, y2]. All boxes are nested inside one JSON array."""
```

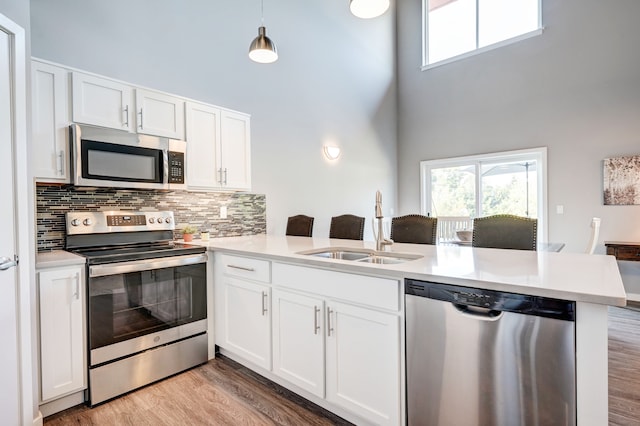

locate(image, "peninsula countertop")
[[191, 234, 627, 307]]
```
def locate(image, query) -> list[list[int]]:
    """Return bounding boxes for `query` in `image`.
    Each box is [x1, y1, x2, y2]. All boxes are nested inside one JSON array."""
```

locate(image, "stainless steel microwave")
[[69, 123, 186, 190]]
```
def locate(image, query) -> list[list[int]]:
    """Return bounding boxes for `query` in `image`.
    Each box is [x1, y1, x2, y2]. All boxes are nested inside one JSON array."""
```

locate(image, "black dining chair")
[[472, 214, 537, 251], [286, 215, 314, 237], [329, 214, 365, 240], [390, 215, 438, 245]]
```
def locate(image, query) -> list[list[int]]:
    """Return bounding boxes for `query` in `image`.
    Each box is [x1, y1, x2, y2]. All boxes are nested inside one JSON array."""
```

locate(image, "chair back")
[[329, 214, 365, 240], [390, 215, 438, 245], [585, 217, 601, 254], [472, 214, 537, 251], [286, 215, 314, 237]]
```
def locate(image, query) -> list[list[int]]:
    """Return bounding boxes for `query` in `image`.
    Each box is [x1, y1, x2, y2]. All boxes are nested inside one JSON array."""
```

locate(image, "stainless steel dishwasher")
[[405, 279, 576, 426]]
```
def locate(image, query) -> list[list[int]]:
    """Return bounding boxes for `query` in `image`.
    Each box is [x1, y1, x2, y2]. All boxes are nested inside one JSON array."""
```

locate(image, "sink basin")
[[297, 247, 423, 264]]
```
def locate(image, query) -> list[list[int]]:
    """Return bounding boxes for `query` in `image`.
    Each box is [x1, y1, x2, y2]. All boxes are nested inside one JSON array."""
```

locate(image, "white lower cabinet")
[[272, 289, 325, 398], [325, 300, 400, 425], [222, 277, 271, 370], [215, 254, 272, 370], [216, 255, 402, 425], [38, 265, 86, 402], [273, 288, 400, 425]]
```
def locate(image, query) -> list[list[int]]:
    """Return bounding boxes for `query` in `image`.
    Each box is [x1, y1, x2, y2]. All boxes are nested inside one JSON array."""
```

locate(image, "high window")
[[423, 0, 543, 68], [420, 147, 547, 241]]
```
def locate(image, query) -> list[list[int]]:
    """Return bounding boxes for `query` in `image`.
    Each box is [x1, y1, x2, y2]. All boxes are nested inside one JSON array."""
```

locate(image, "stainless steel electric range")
[[65, 210, 208, 406]]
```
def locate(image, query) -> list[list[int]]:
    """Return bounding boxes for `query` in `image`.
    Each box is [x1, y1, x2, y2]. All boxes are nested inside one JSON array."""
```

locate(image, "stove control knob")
[[149, 217, 155, 224], [165, 217, 172, 224], [70, 219, 80, 226], [83, 218, 93, 226], [156, 217, 163, 224]]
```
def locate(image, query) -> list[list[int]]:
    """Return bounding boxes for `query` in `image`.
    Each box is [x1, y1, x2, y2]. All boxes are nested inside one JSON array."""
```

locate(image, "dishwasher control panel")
[[405, 278, 575, 321]]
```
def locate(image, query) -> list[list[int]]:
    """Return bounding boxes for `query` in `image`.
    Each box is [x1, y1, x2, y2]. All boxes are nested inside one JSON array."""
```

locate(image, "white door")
[[185, 101, 222, 189], [272, 289, 325, 398], [326, 301, 401, 426], [220, 110, 251, 190], [135, 88, 185, 139], [0, 23, 22, 425], [72, 72, 133, 131], [223, 277, 271, 369], [39, 267, 85, 401]]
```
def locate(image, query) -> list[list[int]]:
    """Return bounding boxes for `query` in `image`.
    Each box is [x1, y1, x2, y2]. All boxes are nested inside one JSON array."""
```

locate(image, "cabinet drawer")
[[272, 263, 399, 311], [219, 254, 270, 283], [608, 246, 640, 260]]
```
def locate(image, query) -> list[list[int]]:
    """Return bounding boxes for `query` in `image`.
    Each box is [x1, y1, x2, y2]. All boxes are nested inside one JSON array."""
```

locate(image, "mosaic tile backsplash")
[[36, 184, 266, 251]]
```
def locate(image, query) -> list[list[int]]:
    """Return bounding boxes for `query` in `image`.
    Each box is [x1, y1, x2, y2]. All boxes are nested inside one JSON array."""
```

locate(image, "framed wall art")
[[603, 155, 640, 205]]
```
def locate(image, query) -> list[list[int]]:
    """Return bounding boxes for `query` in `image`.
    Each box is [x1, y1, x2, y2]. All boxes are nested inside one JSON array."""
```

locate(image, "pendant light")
[[350, 0, 390, 19], [249, 0, 278, 63]]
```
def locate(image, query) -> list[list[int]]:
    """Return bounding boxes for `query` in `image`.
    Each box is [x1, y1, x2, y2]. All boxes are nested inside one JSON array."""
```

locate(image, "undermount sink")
[[297, 247, 423, 264]]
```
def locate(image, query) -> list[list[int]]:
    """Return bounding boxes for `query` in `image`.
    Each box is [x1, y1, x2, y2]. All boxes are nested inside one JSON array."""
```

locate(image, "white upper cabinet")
[[31, 60, 71, 182], [72, 72, 134, 132], [186, 102, 251, 191], [185, 102, 221, 189], [32, 60, 251, 189], [135, 88, 185, 139], [221, 109, 251, 190]]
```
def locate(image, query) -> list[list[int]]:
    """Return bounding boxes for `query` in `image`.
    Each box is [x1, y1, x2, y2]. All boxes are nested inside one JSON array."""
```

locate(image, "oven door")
[[88, 253, 207, 366]]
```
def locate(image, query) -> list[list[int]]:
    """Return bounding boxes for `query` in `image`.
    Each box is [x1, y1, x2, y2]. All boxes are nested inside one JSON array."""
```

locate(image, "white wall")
[[397, 0, 640, 253], [29, 0, 397, 240]]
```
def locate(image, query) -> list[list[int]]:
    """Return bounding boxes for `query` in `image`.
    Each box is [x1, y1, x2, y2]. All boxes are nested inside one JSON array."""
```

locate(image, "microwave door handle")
[[163, 150, 169, 184]]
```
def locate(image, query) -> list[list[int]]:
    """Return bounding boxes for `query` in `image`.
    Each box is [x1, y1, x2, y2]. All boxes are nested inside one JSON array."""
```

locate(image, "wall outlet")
[[556, 205, 564, 214], [220, 206, 228, 219]]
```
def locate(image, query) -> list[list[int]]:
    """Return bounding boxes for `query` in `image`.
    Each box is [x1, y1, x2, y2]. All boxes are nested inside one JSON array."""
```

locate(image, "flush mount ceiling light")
[[323, 145, 341, 160], [249, 0, 278, 64], [350, 0, 390, 19]]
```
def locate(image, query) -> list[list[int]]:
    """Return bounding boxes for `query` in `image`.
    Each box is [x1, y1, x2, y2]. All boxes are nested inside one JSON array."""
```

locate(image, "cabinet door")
[[185, 101, 222, 190], [31, 60, 70, 182], [71, 72, 133, 131], [222, 277, 271, 370], [38, 267, 86, 402], [136, 88, 185, 139], [220, 109, 251, 190], [326, 301, 400, 426], [272, 289, 325, 398]]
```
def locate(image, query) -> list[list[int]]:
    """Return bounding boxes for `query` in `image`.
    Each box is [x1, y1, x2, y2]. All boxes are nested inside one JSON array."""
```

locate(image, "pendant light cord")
[[260, 0, 265, 25]]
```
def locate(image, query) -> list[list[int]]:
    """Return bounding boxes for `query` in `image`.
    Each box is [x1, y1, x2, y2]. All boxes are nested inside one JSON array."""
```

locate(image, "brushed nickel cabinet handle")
[[123, 105, 129, 127], [227, 264, 255, 272], [138, 109, 143, 129], [57, 150, 65, 176], [313, 306, 320, 335], [327, 307, 334, 336], [261, 291, 268, 316], [73, 272, 80, 300]]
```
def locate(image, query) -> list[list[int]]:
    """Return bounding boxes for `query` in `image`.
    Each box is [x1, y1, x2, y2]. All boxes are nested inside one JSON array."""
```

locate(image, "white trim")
[[420, 147, 548, 242], [421, 0, 544, 70], [0, 12, 37, 426]]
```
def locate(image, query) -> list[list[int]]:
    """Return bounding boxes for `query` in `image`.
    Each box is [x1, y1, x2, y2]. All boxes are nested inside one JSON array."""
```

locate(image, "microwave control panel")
[[168, 151, 185, 184]]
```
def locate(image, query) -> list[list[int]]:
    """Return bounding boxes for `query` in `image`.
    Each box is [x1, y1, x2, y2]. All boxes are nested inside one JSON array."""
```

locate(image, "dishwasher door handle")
[[453, 303, 504, 321]]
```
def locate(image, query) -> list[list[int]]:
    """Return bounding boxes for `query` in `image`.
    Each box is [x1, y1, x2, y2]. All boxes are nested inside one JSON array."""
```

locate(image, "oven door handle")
[[89, 253, 208, 277]]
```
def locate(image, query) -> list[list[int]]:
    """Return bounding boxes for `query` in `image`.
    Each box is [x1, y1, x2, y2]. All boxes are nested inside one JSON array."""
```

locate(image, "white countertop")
[[36, 250, 86, 269], [192, 234, 627, 307]]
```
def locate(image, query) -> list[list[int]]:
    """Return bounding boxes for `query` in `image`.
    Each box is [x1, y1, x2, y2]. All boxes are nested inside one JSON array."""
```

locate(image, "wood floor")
[[609, 305, 640, 425], [43, 355, 351, 426], [45, 306, 640, 426]]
